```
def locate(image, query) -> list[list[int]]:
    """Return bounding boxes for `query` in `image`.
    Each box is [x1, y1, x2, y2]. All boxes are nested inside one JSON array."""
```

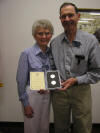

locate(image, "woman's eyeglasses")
[[37, 32, 51, 36]]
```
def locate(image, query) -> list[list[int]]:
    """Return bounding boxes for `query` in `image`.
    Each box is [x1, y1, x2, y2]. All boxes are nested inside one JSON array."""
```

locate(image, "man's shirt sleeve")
[[76, 40, 100, 84]]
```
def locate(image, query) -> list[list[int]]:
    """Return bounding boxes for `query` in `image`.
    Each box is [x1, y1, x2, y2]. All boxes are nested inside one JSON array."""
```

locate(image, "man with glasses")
[[50, 2, 100, 133]]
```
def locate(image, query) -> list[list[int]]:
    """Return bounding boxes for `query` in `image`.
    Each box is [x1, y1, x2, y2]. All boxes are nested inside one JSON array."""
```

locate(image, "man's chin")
[[65, 25, 76, 31], [40, 43, 48, 46], [64, 27, 71, 32]]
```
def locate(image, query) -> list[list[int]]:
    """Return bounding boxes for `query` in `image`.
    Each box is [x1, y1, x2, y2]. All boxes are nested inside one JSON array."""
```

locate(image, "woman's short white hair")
[[32, 19, 54, 37]]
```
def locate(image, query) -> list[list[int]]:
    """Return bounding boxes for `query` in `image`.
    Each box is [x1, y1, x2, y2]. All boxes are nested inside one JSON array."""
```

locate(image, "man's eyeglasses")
[[60, 13, 75, 19], [37, 32, 51, 36]]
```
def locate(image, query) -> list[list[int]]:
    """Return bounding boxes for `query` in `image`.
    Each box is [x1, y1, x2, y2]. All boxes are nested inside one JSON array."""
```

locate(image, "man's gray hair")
[[32, 19, 54, 37]]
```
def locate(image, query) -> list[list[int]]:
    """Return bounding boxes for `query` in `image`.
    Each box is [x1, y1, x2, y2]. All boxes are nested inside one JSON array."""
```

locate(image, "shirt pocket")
[[70, 54, 87, 75], [29, 61, 43, 71]]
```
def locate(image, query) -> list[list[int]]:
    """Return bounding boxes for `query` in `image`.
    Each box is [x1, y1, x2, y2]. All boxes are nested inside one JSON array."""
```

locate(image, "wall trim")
[[0, 122, 24, 127], [0, 122, 100, 127]]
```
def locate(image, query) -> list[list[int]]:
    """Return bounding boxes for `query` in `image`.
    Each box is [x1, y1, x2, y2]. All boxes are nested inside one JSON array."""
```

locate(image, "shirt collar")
[[33, 43, 50, 56], [61, 29, 82, 47]]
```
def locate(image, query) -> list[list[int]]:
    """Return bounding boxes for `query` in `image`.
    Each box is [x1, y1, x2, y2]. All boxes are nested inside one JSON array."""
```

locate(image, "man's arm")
[[76, 41, 100, 84]]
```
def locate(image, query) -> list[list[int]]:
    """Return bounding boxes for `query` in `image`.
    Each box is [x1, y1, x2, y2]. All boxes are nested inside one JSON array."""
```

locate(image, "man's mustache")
[[63, 20, 75, 26]]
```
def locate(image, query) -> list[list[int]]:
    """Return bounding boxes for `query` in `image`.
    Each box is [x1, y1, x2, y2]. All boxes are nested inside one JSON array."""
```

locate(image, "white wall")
[[0, 0, 100, 122]]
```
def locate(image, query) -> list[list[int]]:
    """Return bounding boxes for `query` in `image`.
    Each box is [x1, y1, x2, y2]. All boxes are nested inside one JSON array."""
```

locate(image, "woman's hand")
[[38, 89, 49, 94], [24, 105, 34, 118]]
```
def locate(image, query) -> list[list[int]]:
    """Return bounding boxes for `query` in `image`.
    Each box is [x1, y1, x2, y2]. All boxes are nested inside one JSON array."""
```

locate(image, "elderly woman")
[[16, 19, 54, 133]]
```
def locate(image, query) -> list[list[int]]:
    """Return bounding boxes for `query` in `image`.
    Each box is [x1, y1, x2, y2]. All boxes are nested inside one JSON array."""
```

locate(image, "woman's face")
[[34, 27, 52, 47]]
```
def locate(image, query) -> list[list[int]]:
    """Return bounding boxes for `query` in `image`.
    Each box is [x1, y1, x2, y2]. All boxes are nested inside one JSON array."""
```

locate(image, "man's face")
[[60, 5, 80, 32]]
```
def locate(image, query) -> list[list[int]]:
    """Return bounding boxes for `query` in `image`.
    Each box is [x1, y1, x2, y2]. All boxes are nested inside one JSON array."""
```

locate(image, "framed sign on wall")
[[78, 9, 100, 34]]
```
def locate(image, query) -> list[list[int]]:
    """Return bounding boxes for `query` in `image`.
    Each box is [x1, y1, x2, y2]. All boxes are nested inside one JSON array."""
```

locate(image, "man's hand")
[[24, 105, 34, 118], [60, 78, 78, 90]]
